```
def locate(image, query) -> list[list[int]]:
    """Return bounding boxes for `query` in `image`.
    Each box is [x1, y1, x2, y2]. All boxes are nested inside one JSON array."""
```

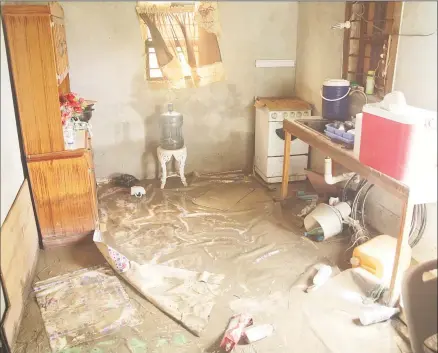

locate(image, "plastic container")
[[365, 70, 375, 95], [321, 79, 351, 121], [306, 264, 332, 292], [325, 123, 355, 145], [350, 234, 412, 285], [353, 113, 363, 159], [304, 202, 351, 240], [159, 103, 184, 150], [360, 92, 437, 183]]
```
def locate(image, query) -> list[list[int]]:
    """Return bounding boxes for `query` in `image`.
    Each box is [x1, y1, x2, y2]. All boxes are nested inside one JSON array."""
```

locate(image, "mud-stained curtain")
[[136, 1, 225, 88]]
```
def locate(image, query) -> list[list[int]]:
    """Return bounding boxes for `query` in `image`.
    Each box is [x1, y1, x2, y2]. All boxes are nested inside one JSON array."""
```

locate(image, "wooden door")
[[27, 154, 96, 247], [51, 16, 69, 84], [3, 9, 65, 155]]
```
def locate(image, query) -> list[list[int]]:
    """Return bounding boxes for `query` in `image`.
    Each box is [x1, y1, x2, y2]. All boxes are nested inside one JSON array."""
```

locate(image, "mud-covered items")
[[94, 231, 224, 337], [131, 186, 147, 198], [34, 265, 141, 353], [112, 174, 140, 188], [220, 314, 253, 352]]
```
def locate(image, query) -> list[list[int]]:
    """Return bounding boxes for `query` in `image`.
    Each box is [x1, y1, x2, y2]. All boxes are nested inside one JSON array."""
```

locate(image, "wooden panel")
[[49, 2, 64, 18], [0, 180, 39, 348], [3, 12, 64, 155], [1, 4, 51, 16], [27, 155, 97, 247], [58, 73, 70, 95], [85, 150, 99, 223], [51, 16, 70, 84], [384, 2, 403, 94]]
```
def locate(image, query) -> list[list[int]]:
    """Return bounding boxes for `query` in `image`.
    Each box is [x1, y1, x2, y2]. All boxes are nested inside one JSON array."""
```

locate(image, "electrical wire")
[[342, 178, 427, 248]]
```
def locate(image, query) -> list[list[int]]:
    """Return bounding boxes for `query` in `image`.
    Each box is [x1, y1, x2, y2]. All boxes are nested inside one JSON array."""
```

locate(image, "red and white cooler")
[[359, 92, 437, 185]]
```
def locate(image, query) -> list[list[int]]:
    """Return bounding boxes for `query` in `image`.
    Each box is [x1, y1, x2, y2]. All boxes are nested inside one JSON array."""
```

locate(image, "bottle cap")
[[367, 70, 375, 75], [350, 256, 360, 267]]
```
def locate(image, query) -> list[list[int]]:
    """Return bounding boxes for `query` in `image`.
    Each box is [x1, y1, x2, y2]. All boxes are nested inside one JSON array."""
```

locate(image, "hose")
[[342, 176, 427, 248]]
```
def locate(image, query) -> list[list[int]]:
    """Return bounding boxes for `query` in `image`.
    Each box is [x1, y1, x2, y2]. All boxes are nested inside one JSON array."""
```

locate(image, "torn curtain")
[[136, 1, 225, 88]]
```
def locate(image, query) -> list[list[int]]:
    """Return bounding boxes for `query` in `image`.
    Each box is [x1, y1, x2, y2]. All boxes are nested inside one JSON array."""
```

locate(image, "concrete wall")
[[1, 23, 24, 225], [295, 2, 437, 262], [63, 1, 298, 179], [295, 2, 346, 173]]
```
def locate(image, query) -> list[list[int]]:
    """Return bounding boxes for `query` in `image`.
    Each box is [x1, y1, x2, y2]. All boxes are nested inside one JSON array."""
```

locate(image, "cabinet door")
[[85, 149, 98, 224], [28, 154, 96, 247], [51, 17, 69, 84]]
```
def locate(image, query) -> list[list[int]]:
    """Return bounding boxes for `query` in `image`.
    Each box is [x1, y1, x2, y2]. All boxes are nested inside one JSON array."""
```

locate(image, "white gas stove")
[[254, 98, 312, 183]]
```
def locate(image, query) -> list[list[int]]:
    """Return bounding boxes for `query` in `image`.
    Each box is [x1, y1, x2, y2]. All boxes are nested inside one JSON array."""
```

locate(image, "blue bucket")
[[321, 79, 351, 121]]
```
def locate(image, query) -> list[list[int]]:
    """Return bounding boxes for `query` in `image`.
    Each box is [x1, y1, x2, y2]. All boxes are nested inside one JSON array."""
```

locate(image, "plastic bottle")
[[359, 306, 400, 325], [365, 70, 375, 95], [306, 264, 332, 292], [304, 227, 324, 242], [243, 324, 275, 343]]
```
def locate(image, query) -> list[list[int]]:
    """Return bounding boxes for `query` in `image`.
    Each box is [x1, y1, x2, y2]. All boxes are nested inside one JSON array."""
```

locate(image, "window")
[[342, 1, 402, 97], [145, 11, 199, 81]]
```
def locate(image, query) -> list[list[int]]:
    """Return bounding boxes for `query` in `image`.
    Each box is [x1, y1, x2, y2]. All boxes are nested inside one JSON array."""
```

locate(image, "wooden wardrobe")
[[2, 2, 98, 247]]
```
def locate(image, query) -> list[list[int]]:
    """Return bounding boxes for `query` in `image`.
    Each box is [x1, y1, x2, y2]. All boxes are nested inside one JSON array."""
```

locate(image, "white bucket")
[[304, 203, 350, 240]]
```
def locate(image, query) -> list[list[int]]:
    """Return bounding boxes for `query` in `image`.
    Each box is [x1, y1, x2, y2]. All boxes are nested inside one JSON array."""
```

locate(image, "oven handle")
[[276, 128, 297, 141]]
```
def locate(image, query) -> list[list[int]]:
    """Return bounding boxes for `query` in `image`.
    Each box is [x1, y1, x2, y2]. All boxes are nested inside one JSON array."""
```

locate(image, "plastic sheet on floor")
[[34, 265, 141, 353], [93, 172, 403, 352]]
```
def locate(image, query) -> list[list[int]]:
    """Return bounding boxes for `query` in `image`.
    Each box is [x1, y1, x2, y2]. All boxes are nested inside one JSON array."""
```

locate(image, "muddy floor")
[[12, 172, 408, 353]]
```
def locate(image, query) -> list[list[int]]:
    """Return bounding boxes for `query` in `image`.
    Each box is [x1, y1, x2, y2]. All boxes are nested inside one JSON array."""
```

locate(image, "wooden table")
[[281, 117, 425, 306]]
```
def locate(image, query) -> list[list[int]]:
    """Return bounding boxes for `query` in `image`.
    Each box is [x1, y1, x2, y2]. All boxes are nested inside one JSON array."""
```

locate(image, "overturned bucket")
[[304, 202, 351, 240]]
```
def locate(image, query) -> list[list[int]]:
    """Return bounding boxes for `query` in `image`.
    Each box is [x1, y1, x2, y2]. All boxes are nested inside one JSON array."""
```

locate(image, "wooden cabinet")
[[3, 2, 97, 247], [52, 16, 70, 84]]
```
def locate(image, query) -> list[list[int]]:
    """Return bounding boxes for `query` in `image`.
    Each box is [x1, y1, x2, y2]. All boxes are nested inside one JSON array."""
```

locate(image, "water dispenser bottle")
[[159, 103, 184, 150]]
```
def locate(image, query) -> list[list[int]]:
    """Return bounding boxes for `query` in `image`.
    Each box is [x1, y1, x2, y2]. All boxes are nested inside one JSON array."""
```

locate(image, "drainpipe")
[[324, 157, 355, 185]]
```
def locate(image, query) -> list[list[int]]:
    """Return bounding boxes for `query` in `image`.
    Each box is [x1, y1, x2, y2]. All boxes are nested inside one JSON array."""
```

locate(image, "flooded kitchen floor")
[[13, 172, 405, 353]]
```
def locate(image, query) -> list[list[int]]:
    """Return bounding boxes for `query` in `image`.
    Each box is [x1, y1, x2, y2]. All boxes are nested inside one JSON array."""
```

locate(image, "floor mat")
[[34, 265, 141, 353]]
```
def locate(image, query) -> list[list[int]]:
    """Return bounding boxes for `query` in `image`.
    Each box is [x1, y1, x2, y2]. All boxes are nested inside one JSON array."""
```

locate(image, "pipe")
[[324, 157, 355, 185]]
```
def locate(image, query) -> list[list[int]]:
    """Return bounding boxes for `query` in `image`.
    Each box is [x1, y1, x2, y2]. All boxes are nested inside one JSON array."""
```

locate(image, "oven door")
[[267, 121, 309, 157]]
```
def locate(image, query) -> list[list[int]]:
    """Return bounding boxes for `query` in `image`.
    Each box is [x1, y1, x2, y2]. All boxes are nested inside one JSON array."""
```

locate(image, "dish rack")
[[325, 123, 355, 145]]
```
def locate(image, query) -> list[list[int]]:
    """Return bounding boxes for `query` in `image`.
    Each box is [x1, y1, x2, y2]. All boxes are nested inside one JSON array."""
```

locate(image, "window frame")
[[342, 1, 403, 98], [144, 10, 199, 82]]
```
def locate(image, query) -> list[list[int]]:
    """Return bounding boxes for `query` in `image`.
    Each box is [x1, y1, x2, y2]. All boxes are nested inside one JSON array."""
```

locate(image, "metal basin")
[[295, 118, 330, 134]]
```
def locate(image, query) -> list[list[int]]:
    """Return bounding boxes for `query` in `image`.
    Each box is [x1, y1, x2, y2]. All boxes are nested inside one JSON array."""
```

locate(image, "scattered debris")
[[243, 324, 275, 343], [306, 264, 332, 292], [359, 306, 400, 326], [131, 186, 147, 198], [112, 173, 139, 187], [296, 190, 318, 202], [220, 314, 253, 352], [328, 197, 340, 206], [297, 202, 317, 218]]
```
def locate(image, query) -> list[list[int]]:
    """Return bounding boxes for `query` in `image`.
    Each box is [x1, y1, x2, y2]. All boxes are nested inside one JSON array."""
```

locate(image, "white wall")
[[62, 1, 298, 179], [1, 23, 24, 226], [394, 2, 437, 111]]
